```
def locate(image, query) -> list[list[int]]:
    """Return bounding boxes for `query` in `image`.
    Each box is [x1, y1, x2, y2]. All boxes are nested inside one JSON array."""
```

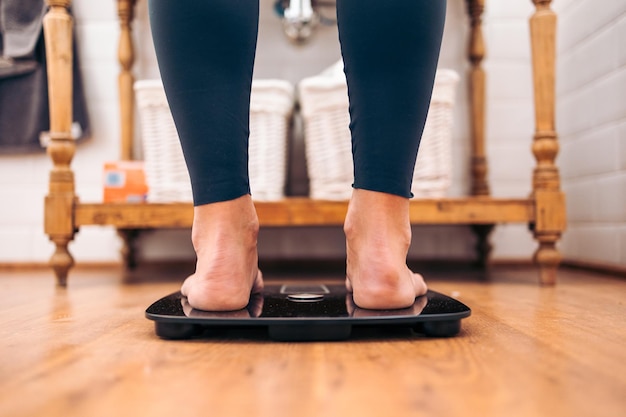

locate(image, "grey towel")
[[0, 0, 90, 154], [0, 0, 47, 58]]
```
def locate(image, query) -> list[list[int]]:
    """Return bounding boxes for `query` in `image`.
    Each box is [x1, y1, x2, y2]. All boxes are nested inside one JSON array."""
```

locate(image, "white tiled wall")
[[1, 0, 622, 268], [555, 0, 626, 268]]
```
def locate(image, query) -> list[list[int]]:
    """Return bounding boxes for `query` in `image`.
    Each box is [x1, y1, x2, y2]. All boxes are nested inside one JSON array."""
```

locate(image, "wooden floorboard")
[[0, 265, 624, 417]]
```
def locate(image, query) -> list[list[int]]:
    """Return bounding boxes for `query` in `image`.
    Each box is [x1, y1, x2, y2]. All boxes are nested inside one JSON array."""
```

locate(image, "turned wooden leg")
[[44, 1, 77, 286], [466, 0, 489, 198], [118, 229, 140, 269], [117, 0, 137, 161], [534, 232, 561, 285], [50, 238, 74, 287], [471, 224, 494, 268], [529, 0, 566, 285], [116, 2, 139, 271], [465, 0, 494, 266]]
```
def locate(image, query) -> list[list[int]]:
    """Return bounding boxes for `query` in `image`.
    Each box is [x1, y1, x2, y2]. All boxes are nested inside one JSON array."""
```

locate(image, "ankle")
[[344, 189, 412, 247], [191, 195, 259, 250]]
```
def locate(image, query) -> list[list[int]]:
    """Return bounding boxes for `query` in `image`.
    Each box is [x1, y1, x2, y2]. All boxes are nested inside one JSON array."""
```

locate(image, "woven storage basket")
[[134, 79, 294, 202], [134, 80, 191, 202], [248, 80, 294, 201], [299, 66, 459, 200]]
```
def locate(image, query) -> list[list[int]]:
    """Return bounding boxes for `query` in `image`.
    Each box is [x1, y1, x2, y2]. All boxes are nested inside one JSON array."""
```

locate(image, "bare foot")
[[181, 194, 263, 311], [344, 189, 427, 309]]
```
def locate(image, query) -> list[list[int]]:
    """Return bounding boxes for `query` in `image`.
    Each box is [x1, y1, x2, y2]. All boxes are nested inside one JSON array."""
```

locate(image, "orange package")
[[103, 161, 148, 203]]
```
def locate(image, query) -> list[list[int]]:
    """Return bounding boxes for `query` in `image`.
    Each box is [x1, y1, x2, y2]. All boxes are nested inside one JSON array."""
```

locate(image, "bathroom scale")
[[146, 283, 471, 341]]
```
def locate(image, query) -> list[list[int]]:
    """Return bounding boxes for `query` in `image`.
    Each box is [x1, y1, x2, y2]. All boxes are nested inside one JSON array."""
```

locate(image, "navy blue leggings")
[[149, 0, 446, 205]]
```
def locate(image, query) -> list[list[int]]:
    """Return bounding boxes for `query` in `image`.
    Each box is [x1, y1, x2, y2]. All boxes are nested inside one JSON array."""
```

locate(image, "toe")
[[412, 272, 428, 296], [180, 274, 195, 296], [345, 277, 353, 292], [251, 270, 264, 294]]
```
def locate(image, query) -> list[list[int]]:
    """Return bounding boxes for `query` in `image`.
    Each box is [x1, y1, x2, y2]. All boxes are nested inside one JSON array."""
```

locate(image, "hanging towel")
[[0, 0, 89, 153]]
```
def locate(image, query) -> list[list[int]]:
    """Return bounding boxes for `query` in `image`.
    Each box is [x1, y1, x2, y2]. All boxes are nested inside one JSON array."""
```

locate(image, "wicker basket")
[[134, 80, 191, 202], [298, 65, 459, 200], [134, 79, 294, 202], [248, 80, 295, 201]]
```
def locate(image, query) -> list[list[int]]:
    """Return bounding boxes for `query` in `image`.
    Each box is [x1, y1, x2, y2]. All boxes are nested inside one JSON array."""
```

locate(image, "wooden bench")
[[42, 0, 565, 285]]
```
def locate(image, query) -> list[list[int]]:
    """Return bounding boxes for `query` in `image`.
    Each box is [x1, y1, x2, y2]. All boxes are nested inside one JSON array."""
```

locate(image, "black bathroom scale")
[[146, 283, 470, 341]]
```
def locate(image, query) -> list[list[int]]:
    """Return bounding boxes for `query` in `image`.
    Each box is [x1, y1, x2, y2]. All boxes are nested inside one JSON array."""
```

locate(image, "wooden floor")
[[0, 263, 624, 417]]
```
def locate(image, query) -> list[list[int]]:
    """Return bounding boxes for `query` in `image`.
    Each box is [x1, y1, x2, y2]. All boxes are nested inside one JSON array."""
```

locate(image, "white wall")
[[2, 0, 621, 268], [554, 0, 626, 268]]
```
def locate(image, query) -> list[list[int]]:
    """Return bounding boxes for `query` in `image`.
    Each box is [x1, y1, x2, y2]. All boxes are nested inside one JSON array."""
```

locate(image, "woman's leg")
[[337, 0, 447, 309], [149, 0, 262, 311]]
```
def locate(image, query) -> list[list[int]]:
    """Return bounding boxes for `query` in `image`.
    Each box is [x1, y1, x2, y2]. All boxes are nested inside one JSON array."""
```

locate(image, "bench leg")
[[50, 237, 74, 287], [471, 224, 494, 268], [529, 0, 566, 285], [118, 229, 141, 270], [44, 1, 77, 286]]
